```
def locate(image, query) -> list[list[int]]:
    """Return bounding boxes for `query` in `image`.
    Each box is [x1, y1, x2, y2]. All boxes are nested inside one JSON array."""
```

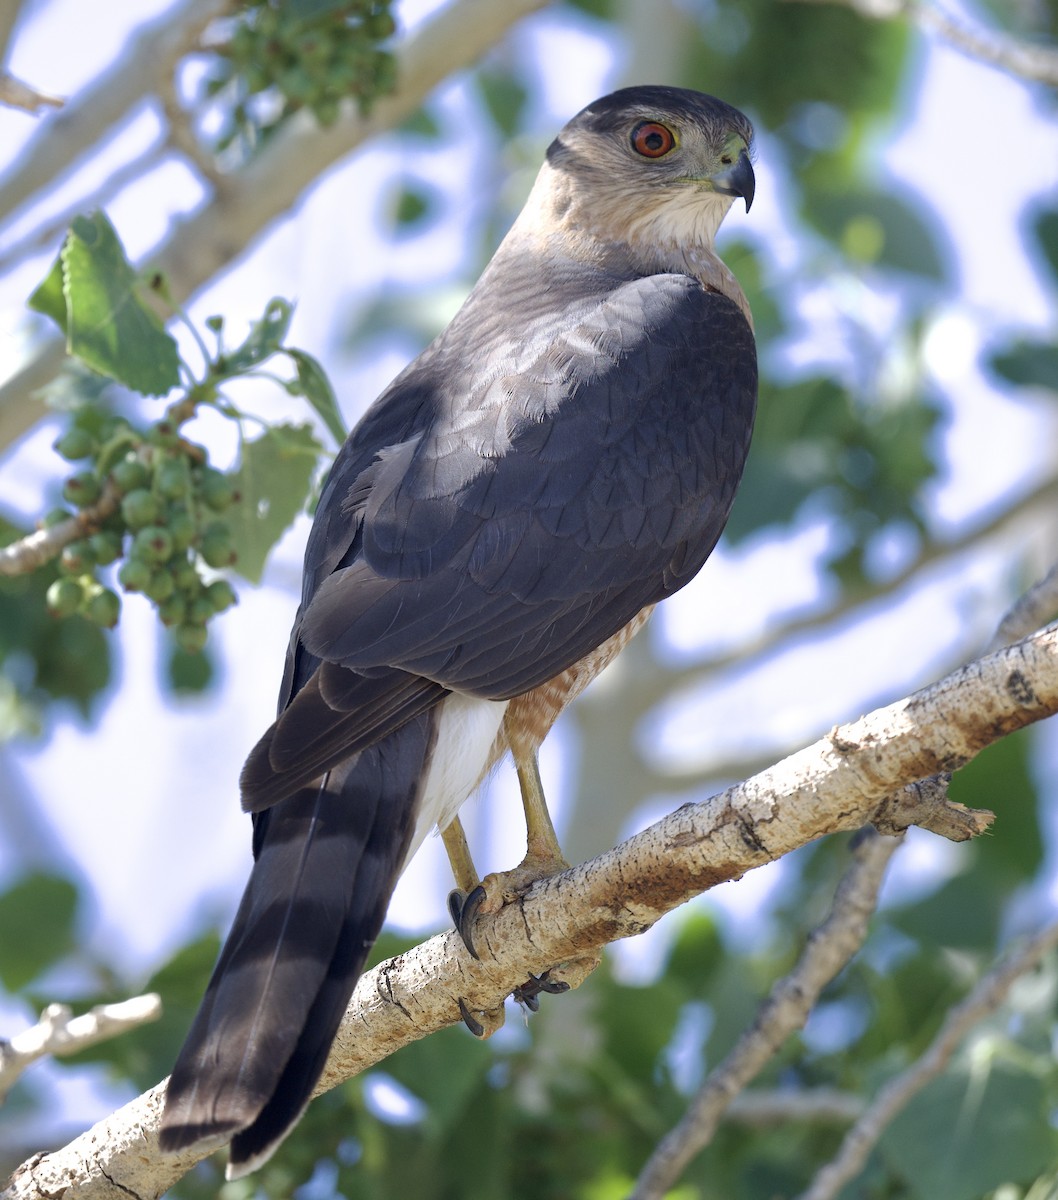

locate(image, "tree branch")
[[4, 625, 1056, 1198], [792, 0, 1058, 87], [0, 73, 62, 114], [0, 2, 22, 61], [628, 564, 1055, 1195], [630, 828, 901, 1199], [0, 481, 121, 576], [727, 1087, 865, 1127], [796, 917, 1058, 1200], [0, 995, 162, 1103]]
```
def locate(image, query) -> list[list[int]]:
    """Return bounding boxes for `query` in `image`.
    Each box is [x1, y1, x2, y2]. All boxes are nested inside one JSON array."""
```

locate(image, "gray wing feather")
[[242, 263, 755, 811]]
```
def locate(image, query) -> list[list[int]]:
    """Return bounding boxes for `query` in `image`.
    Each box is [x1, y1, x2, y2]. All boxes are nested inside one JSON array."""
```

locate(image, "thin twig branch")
[[630, 828, 902, 1200], [0, 482, 121, 576], [796, 917, 1058, 1200], [0, 73, 63, 114], [0, 995, 162, 1102], [727, 1087, 865, 1127], [4, 625, 1057, 1199], [792, 0, 1058, 87], [0, 1, 48, 114]]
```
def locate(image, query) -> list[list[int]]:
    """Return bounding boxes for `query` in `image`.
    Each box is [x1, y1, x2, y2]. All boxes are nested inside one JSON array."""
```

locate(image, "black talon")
[[512, 970, 570, 1010], [451, 884, 487, 960], [447, 888, 466, 929], [458, 997, 486, 1038]]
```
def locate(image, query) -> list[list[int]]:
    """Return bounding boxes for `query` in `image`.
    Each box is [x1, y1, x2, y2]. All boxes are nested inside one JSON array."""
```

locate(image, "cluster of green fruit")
[[213, 0, 397, 145], [44, 416, 238, 654]]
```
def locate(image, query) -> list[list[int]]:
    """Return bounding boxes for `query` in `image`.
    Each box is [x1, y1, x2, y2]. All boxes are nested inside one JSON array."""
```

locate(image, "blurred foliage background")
[[1, 0, 1058, 1197]]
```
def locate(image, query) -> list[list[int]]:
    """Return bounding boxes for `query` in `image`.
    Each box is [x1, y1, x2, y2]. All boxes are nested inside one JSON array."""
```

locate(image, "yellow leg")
[[441, 816, 506, 1038], [513, 747, 569, 874], [449, 720, 598, 1017], [440, 816, 480, 896]]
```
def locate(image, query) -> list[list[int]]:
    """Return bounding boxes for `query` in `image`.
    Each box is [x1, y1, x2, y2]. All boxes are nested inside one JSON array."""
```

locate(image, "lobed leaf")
[[227, 423, 323, 583], [30, 212, 180, 396]]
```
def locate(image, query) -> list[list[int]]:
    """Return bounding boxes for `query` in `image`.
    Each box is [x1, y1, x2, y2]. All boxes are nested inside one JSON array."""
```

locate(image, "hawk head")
[[532, 84, 755, 258]]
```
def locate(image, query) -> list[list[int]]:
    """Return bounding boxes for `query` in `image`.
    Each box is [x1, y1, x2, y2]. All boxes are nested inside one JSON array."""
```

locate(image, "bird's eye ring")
[[631, 121, 676, 158]]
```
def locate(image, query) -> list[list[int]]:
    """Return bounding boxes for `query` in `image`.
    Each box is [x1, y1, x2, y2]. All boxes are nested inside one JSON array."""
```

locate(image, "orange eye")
[[631, 121, 676, 158]]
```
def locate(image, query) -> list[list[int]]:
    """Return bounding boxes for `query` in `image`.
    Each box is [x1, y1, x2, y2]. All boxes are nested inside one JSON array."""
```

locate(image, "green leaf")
[[389, 182, 434, 229], [76, 931, 223, 1087], [890, 869, 1004, 953], [664, 910, 725, 992], [879, 1061, 1056, 1200], [476, 70, 528, 138], [950, 729, 1043, 884], [384, 1024, 492, 1137], [807, 186, 950, 281], [288, 0, 350, 20], [399, 107, 442, 139], [287, 348, 347, 444], [1033, 205, 1058, 285], [45, 213, 180, 395], [565, 0, 615, 14], [27, 252, 68, 329], [228, 423, 323, 583], [0, 544, 112, 715], [990, 338, 1058, 392], [683, 0, 909, 136], [166, 642, 216, 694], [0, 874, 78, 990]]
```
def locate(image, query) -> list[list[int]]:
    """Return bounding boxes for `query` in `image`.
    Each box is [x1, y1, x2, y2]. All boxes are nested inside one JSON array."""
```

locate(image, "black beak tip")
[[716, 149, 755, 213], [738, 151, 755, 212]]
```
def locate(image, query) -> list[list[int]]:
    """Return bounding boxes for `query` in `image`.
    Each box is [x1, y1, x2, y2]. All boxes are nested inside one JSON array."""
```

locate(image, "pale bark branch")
[[0, 1, 26, 65], [0, 995, 162, 1103], [0, 73, 63, 114], [0, 0, 553, 454], [0, 2, 44, 118], [0, 482, 121, 577], [792, 0, 1058, 87], [727, 1087, 865, 1127], [568, 470, 1055, 860], [796, 917, 1058, 1200], [4, 625, 1057, 1199], [630, 828, 902, 1200], [627, 557, 1055, 1192]]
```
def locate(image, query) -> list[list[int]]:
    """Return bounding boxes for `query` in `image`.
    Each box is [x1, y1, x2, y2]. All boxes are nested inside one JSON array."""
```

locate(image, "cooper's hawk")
[[160, 84, 757, 1175]]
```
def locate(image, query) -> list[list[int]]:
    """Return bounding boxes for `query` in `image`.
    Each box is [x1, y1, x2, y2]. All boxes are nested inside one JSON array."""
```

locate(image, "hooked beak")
[[715, 149, 755, 212]]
